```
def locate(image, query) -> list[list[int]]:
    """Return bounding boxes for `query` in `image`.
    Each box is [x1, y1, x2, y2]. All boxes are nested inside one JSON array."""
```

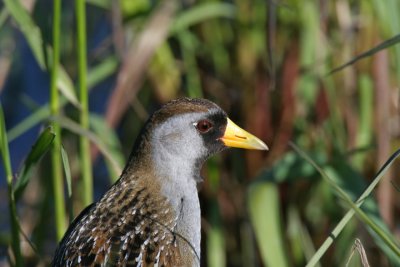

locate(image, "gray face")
[[152, 112, 207, 161], [149, 109, 227, 181], [151, 111, 217, 162]]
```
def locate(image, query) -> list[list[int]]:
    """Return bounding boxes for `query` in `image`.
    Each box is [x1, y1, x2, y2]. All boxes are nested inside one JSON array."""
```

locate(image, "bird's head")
[[136, 98, 268, 174]]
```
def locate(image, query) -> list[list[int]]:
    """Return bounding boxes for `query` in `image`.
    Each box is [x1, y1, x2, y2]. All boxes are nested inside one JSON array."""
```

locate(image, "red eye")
[[195, 120, 213, 133]]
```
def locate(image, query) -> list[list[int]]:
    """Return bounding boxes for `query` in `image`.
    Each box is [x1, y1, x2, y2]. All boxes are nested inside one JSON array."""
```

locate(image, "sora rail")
[[52, 98, 268, 266]]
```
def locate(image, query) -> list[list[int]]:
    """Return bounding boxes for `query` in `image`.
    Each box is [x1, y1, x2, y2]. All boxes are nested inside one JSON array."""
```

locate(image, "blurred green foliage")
[[1, 0, 400, 266]]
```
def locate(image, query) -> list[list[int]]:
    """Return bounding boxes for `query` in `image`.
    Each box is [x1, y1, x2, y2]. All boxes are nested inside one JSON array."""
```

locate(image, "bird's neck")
[[122, 137, 203, 262], [151, 143, 202, 260]]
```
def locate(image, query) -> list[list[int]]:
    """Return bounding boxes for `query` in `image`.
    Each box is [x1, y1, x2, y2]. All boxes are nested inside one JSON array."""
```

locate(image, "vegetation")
[[0, 0, 400, 266]]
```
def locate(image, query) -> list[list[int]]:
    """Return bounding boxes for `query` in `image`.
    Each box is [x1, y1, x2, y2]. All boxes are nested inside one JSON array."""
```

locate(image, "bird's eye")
[[195, 119, 213, 133]]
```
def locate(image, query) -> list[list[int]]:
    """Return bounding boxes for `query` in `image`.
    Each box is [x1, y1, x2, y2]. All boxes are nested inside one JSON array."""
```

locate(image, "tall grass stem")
[[76, 0, 93, 205], [50, 0, 67, 241]]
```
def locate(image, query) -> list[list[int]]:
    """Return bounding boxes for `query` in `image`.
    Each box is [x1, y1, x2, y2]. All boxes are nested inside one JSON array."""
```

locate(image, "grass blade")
[[56, 64, 80, 108], [5, 0, 79, 109], [345, 239, 371, 267], [289, 143, 400, 266], [89, 114, 125, 180], [248, 182, 289, 267], [7, 57, 118, 143], [61, 145, 72, 200], [13, 127, 55, 200], [170, 2, 236, 34], [3, 0, 45, 69], [87, 56, 118, 89], [207, 201, 226, 267], [0, 8, 9, 29], [329, 33, 400, 74], [0, 104, 23, 266], [50, 115, 123, 176], [61, 145, 73, 221]]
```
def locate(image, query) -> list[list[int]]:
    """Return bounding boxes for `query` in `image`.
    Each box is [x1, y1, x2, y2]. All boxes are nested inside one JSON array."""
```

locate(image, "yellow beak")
[[220, 118, 268, 150]]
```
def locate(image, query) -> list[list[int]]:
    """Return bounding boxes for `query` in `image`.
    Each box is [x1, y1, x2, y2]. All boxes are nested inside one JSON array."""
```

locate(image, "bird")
[[52, 98, 268, 267]]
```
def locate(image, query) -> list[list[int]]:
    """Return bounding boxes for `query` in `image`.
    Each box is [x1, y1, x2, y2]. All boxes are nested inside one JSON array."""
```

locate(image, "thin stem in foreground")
[[76, 0, 93, 205], [50, 0, 67, 240]]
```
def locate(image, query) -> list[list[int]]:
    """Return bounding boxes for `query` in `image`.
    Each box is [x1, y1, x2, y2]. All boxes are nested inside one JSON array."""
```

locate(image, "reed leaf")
[[13, 126, 55, 200], [0, 104, 23, 266], [329, 34, 400, 74], [290, 143, 400, 266], [248, 182, 289, 267], [170, 2, 236, 35]]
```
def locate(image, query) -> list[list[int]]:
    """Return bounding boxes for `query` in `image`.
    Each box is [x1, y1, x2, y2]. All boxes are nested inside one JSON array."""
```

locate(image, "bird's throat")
[[160, 172, 201, 261], [123, 129, 204, 263], [151, 147, 202, 262]]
